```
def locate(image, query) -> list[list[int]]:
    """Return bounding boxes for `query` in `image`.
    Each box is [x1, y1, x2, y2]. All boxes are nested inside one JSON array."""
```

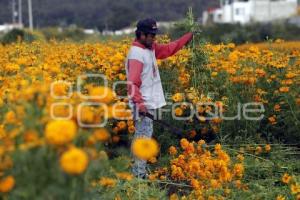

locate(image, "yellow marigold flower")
[[131, 138, 159, 160], [170, 193, 179, 200], [45, 120, 77, 145], [52, 82, 69, 97], [60, 147, 89, 175], [255, 146, 262, 155], [282, 173, 292, 184], [210, 179, 220, 189], [89, 86, 116, 104], [237, 154, 244, 162], [172, 93, 184, 102], [291, 183, 300, 194], [215, 143, 222, 152], [169, 146, 178, 155], [4, 111, 17, 124], [99, 177, 117, 188], [233, 163, 244, 177], [276, 195, 285, 200], [0, 175, 15, 193], [265, 144, 271, 152], [180, 138, 189, 150], [148, 157, 157, 163], [79, 106, 95, 123], [190, 178, 201, 189], [118, 73, 126, 81], [116, 172, 133, 181], [93, 128, 110, 142], [211, 71, 218, 77]]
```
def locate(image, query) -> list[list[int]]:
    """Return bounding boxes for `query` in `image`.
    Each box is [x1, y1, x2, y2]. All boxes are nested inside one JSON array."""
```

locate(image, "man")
[[125, 18, 193, 179]]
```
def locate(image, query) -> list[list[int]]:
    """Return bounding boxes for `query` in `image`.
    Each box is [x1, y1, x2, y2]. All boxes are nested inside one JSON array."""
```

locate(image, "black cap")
[[136, 18, 160, 34]]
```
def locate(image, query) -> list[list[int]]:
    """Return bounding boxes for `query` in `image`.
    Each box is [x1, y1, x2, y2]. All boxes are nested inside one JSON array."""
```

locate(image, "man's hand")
[[137, 104, 148, 117]]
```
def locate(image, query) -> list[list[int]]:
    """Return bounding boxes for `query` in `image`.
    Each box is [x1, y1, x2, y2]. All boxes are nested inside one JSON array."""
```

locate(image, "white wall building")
[[203, 0, 298, 25], [0, 23, 23, 33]]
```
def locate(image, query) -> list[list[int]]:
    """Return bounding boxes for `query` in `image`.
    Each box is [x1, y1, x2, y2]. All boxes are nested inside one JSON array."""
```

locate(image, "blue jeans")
[[130, 105, 155, 177]]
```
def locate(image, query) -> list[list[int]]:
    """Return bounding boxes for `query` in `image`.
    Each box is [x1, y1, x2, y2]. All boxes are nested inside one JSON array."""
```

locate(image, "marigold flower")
[[237, 154, 244, 162], [99, 177, 117, 188], [131, 138, 159, 160], [265, 144, 271, 152], [268, 115, 277, 125], [60, 147, 89, 175], [276, 195, 285, 200], [169, 146, 178, 155], [291, 183, 300, 194], [279, 87, 289, 93], [117, 121, 127, 130], [274, 104, 281, 112], [89, 86, 116, 104], [93, 128, 110, 142], [45, 120, 77, 145], [233, 163, 244, 177], [255, 146, 262, 155], [172, 93, 184, 102], [282, 173, 292, 184], [128, 125, 135, 134], [174, 107, 183, 116], [180, 138, 189, 150], [0, 175, 15, 193], [115, 172, 133, 181]]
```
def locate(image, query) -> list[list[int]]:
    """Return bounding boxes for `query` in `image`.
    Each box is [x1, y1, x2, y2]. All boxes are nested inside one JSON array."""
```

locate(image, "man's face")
[[140, 32, 156, 49]]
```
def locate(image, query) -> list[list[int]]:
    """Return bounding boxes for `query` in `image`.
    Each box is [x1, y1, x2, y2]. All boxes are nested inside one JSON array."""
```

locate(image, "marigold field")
[[0, 36, 299, 200]]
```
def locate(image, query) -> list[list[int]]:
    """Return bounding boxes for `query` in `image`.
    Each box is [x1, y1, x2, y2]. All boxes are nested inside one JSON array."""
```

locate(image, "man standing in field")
[[125, 18, 193, 179]]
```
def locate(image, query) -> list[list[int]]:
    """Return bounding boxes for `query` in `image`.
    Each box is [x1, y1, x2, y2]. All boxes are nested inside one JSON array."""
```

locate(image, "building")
[[0, 23, 23, 33], [203, 0, 298, 25]]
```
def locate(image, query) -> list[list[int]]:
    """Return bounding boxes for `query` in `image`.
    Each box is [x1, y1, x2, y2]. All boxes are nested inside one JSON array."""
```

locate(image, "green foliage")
[[170, 22, 300, 44], [1, 29, 45, 44], [40, 26, 87, 42]]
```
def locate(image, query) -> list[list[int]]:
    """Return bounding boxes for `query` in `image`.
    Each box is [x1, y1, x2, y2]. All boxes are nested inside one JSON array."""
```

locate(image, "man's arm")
[[154, 32, 193, 59], [127, 59, 147, 113]]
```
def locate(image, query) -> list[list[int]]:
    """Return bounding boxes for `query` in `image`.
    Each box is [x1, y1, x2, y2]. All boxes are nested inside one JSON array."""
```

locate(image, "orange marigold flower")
[[180, 138, 189, 150], [274, 104, 281, 112], [279, 87, 289, 93], [265, 144, 271, 152], [0, 175, 15, 193], [116, 172, 133, 181], [268, 115, 277, 125], [175, 107, 183, 116], [93, 128, 110, 142], [169, 146, 178, 155], [99, 177, 117, 188]]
